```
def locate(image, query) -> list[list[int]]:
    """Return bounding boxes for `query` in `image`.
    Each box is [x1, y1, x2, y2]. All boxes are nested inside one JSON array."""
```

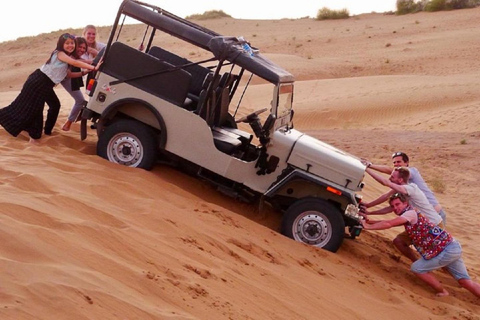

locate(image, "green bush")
[[397, 0, 479, 14], [186, 10, 231, 20], [425, 0, 446, 11], [316, 7, 350, 20], [445, 0, 479, 9], [396, 0, 421, 14]]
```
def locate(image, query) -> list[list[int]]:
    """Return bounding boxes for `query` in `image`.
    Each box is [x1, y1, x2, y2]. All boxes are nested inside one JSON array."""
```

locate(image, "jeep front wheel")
[[97, 119, 158, 170], [281, 198, 345, 252]]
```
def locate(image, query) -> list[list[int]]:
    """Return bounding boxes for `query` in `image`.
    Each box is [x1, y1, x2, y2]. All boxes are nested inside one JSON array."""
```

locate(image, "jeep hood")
[[287, 134, 365, 191]]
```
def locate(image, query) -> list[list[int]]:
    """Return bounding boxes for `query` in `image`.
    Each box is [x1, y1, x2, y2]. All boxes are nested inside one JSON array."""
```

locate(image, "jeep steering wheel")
[[235, 108, 268, 123]]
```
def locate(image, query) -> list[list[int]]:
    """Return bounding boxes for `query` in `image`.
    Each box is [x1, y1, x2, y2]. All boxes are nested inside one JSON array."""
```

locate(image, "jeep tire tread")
[[97, 119, 158, 170], [281, 198, 345, 252]]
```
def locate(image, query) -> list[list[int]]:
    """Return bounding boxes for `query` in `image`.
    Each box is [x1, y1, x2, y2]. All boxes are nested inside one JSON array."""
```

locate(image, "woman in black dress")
[[0, 33, 100, 144]]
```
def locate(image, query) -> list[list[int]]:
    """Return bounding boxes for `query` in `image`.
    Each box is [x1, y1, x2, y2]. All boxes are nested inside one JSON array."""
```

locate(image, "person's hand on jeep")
[[358, 210, 369, 220], [359, 202, 370, 210], [95, 59, 104, 70], [361, 158, 372, 168], [360, 219, 371, 228]]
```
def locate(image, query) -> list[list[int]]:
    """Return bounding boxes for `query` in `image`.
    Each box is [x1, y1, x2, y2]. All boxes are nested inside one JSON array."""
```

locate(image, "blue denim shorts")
[[411, 240, 470, 280]]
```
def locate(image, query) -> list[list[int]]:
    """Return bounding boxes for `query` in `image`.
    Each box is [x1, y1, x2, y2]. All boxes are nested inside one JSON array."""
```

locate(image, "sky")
[[0, 0, 397, 43]]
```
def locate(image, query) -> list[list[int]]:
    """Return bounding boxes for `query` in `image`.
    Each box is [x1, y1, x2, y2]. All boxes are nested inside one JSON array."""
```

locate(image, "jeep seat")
[[103, 42, 191, 106], [148, 46, 211, 100], [212, 129, 242, 155]]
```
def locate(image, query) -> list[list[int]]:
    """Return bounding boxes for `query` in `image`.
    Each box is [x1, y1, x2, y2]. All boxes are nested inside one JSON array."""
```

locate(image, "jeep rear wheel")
[[281, 198, 345, 252], [97, 119, 158, 170]]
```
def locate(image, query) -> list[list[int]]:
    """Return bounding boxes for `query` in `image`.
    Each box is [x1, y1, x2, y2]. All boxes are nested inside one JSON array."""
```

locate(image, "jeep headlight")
[[345, 204, 361, 220]]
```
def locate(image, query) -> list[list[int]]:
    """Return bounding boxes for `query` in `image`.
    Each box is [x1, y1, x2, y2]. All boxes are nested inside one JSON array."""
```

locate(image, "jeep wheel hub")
[[293, 212, 331, 246], [107, 133, 143, 166]]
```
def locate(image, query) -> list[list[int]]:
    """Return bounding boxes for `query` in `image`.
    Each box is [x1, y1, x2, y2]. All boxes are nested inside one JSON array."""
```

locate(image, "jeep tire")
[[281, 198, 345, 252], [97, 119, 158, 170]]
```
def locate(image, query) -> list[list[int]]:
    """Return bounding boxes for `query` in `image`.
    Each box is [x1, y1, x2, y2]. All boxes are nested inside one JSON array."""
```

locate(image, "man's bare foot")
[[62, 120, 72, 131], [29, 138, 41, 145], [436, 289, 449, 297]]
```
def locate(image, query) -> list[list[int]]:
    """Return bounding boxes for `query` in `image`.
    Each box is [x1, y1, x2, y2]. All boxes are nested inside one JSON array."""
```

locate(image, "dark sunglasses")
[[62, 33, 75, 40], [392, 151, 406, 158], [389, 192, 406, 202]]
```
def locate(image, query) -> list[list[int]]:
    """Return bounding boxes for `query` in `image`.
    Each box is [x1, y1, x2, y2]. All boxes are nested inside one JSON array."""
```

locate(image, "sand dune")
[[0, 6, 480, 320]]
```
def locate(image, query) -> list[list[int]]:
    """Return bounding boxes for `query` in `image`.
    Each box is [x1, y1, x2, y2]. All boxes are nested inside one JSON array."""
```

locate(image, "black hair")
[[45, 33, 76, 64], [389, 192, 407, 203], [391, 151, 409, 163]]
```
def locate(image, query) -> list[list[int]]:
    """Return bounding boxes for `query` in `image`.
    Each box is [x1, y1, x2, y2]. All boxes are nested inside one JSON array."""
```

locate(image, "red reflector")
[[326, 186, 342, 196], [87, 79, 96, 91]]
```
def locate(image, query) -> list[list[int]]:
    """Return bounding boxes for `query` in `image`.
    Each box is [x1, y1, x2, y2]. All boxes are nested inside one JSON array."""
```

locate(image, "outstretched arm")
[[57, 51, 101, 71], [369, 163, 392, 174], [364, 189, 395, 208], [66, 69, 86, 79], [361, 159, 392, 174], [368, 206, 393, 215], [366, 168, 407, 194], [361, 215, 407, 230], [358, 201, 393, 220]]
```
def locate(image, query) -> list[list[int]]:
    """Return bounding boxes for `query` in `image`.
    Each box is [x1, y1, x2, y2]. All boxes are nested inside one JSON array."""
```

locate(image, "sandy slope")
[[0, 6, 479, 320]]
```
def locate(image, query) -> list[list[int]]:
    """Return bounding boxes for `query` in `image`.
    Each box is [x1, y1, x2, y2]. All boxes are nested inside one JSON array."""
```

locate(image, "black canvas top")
[[116, 0, 294, 84]]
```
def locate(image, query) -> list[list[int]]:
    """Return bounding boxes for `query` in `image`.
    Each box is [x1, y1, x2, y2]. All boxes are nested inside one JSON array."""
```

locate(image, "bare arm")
[[366, 168, 407, 194], [87, 46, 99, 58], [361, 215, 407, 230], [369, 163, 392, 174], [361, 159, 392, 174], [57, 51, 98, 71], [364, 189, 395, 208], [77, 57, 93, 64], [358, 202, 393, 221], [367, 206, 393, 215], [66, 69, 87, 79]]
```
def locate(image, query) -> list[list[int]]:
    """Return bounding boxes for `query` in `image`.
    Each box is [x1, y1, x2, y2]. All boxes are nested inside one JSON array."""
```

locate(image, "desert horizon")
[[0, 6, 479, 320]]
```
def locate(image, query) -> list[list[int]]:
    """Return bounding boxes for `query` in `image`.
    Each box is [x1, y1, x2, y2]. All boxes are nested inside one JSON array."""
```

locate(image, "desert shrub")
[[316, 7, 350, 20], [425, 0, 446, 11], [399, 0, 479, 13], [396, 0, 422, 14], [416, 0, 432, 10], [186, 10, 231, 20], [445, 0, 479, 8]]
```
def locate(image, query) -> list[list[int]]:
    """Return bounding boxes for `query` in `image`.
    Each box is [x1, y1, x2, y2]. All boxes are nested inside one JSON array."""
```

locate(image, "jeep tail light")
[[86, 79, 97, 96]]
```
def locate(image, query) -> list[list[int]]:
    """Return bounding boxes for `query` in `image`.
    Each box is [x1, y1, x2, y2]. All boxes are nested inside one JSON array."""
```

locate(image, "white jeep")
[[80, 0, 366, 252]]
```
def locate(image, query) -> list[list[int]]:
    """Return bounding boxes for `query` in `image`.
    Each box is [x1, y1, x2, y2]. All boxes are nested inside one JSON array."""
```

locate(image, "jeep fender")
[[264, 168, 358, 210], [98, 98, 167, 149]]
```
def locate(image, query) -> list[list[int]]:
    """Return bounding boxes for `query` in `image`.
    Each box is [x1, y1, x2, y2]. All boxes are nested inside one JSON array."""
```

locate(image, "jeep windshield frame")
[[274, 83, 294, 130]]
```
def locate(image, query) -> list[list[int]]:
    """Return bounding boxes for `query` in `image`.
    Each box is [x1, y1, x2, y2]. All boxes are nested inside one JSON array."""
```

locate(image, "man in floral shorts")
[[361, 192, 480, 298]]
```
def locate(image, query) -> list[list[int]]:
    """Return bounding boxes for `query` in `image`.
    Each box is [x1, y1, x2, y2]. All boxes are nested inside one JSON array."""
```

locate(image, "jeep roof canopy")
[[107, 0, 295, 84]]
